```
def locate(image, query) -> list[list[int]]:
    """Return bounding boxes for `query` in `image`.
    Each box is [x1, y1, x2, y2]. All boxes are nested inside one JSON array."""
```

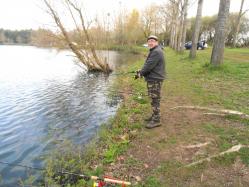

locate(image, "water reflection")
[[0, 45, 140, 186]]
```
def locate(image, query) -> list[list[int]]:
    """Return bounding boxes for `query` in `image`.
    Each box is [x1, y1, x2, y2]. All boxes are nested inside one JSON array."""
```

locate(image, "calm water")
[[0, 45, 138, 186]]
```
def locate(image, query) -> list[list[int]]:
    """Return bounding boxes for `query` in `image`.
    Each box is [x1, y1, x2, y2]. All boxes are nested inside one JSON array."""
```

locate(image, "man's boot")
[[144, 115, 153, 122], [145, 120, 161, 129], [145, 114, 161, 129]]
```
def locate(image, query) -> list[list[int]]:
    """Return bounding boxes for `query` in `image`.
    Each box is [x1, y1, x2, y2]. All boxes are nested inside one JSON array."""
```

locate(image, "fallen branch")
[[171, 106, 249, 119], [182, 142, 211, 149], [203, 113, 226, 117], [185, 144, 249, 167]]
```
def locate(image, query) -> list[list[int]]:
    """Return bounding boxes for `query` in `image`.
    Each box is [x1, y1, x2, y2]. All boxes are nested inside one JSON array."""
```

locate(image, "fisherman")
[[136, 35, 166, 129]]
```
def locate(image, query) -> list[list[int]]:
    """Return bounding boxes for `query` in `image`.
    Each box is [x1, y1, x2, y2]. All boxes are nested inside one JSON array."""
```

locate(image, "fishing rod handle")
[[104, 178, 131, 185], [91, 176, 131, 185]]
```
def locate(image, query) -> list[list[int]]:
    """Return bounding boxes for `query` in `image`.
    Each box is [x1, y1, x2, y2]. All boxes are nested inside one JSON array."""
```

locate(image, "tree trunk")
[[177, 12, 184, 51], [169, 0, 179, 49], [170, 22, 175, 48], [173, 20, 179, 50], [180, 0, 189, 53], [189, 0, 204, 58], [173, 1, 180, 50], [210, 0, 231, 66], [232, 0, 245, 47]]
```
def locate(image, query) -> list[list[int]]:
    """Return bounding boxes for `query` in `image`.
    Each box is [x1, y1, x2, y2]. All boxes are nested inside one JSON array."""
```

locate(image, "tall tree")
[[141, 5, 158, 38], [114, 1, 126, 46], [232, 0, 248, 47], [158, 3, 172, 45], [0, 30, 6, 43], [189, 0, 204, 58], [168, 0, 180, 49], [179, 0, 189, 53], [125, 9, 141, 45], [210, 0, 231, 66], [177, 0, 184, 51]]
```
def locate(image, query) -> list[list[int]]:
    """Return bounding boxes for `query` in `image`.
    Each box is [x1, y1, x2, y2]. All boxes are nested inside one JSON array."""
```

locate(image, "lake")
[[0, 45, 139, 186]]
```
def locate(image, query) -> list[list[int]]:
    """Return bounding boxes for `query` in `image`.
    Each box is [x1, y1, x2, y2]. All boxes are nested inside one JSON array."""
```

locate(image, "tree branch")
[[185, 144, 249, 167], [171, 106, 249, 119]]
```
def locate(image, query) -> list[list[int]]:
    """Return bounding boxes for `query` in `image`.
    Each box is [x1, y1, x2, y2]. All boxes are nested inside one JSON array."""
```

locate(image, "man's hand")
[[134, 70, 141, 79]]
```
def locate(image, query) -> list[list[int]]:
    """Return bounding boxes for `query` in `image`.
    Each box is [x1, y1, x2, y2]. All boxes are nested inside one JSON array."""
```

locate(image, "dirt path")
[[104, 92, 249, 186], [100, 48, 249, 186]]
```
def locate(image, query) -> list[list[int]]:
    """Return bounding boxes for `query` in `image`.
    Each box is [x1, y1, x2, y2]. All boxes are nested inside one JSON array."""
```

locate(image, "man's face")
[[147, 39, 158, 49]]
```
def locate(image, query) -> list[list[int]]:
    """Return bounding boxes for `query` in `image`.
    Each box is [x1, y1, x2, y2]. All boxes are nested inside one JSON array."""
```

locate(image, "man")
[[136, 35, 166, 129]]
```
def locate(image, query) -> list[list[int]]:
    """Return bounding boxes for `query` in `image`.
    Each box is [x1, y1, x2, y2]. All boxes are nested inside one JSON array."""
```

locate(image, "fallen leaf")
[[135, 176, 142, 182]]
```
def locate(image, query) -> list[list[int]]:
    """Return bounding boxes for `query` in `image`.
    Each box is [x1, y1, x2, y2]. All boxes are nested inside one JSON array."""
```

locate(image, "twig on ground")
[[182, 142, 211, 149], [203, 113, 227, 117], [185, 144, 249, 167], [171, 106, 249, 119]]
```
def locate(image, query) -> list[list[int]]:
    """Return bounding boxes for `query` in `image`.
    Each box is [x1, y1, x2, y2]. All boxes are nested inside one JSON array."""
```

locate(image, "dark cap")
[[147, 35, 158, 41]]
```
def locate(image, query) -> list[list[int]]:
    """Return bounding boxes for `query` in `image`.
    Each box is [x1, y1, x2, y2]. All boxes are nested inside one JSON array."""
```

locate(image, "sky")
[[0, 0, 248, 30]]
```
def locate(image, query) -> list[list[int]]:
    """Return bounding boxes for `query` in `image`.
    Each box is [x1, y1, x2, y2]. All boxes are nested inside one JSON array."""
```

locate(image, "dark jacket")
[[140, 45, 166, 81]]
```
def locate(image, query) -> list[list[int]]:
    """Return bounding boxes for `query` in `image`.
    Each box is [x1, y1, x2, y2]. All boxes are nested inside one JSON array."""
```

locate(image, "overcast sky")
[[0, 0, 248, 30]]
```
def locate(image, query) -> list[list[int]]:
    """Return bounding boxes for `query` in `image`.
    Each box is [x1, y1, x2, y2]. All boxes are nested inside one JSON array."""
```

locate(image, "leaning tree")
[[43, 0, 112, 73]]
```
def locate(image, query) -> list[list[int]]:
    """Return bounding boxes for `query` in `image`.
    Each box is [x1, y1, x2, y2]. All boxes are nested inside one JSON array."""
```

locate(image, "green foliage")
[[0, 29, 32, 44], [213, 153, 238, 166], [0, 175, 2, 185], [203, 123, 249, 150], [156, 161, 182, 174], [106, 45, 147, 54], [225, 115, 249, 126], [132, 95, 148, 104], [19, 175, 36, 187], [103, 140, 129, 164], [239, 148, 249, 166], [186, 14, 249, 47], [134, 176, 162, 187]]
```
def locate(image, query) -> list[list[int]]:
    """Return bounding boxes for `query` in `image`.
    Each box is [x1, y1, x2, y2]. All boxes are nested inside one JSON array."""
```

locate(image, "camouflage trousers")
[[147, 81, 163, 121]]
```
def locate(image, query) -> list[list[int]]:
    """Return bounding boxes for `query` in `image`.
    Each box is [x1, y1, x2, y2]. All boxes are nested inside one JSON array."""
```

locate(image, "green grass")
[[43, 47, 249, 186], [129, 47, 249, 185], [165, 48, 249, 113], [203, 123, 246, 149]]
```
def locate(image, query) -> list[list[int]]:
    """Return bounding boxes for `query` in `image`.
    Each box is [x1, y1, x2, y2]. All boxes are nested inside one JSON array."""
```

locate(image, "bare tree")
[[232, 0, 249, 47], [43, 0, 112, 73], [173, 1, 180, 50], [158, 3, 172, 44], [189, 0, 204, 58], [210, 0, 231, 66], [141, 5, 158, 38], [179, 0, 189, 53], [177, 0, 184, 51], [0, 30, 6, 43], [168, 0, 180, 49]]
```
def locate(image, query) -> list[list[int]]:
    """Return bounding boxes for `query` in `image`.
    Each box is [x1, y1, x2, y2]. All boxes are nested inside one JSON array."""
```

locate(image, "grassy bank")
[[43, 47, 249, 187]]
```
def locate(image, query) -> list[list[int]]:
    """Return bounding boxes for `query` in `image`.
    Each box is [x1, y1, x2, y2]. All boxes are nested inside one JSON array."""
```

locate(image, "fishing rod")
[[0, 161, 45, 171], [0, 161, 131, 186], [109, 71, 136, 76], [105, 89, 145, 96], [109, 71, 199, 80]]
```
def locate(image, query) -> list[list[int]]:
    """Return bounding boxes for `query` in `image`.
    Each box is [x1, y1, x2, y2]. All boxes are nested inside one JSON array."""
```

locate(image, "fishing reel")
[[93, 181, 115, 187]]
